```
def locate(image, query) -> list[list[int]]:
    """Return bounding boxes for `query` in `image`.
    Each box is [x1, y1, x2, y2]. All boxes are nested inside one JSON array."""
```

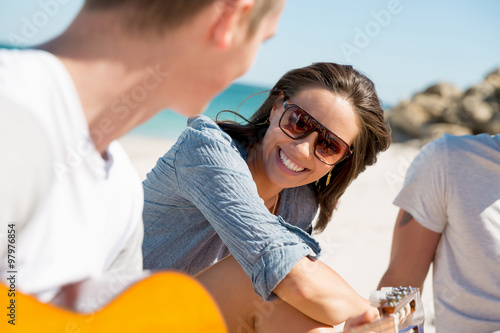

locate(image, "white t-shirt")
[[0, 49, 144, 305], [394, 134, 500, 333]]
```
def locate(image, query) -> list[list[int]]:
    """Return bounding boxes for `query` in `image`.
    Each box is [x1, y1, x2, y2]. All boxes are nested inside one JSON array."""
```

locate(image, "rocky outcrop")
[[387, 67, 500, 144]]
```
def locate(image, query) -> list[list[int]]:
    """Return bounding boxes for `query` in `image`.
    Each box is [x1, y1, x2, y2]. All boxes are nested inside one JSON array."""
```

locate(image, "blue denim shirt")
[[142, 115, 321, 301]]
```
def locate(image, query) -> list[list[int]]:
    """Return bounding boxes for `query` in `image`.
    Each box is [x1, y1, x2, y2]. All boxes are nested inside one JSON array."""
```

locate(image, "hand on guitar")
[[343, 287, 425, 333], [344, 307, 381, 331]]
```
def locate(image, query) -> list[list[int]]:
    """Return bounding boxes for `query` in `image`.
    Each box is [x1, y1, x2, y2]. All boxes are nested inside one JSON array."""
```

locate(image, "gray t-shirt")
[[394, 133, 500, 333], [142, 115, 321, 301]]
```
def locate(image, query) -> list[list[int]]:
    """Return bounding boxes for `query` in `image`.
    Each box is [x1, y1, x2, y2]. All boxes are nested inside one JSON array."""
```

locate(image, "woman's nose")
[[293, 131, 318, 159]]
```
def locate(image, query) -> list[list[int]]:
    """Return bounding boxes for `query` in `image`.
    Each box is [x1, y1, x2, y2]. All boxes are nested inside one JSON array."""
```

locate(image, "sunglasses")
[[279, 99, 353, 166]]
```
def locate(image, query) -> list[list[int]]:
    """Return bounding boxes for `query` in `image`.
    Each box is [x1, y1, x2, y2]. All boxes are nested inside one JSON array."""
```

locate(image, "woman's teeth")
[[279, 150, 305, 172]]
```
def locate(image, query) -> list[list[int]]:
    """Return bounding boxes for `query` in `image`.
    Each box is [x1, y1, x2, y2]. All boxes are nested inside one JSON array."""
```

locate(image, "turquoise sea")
[[129, 82, 392, 140], [129, 83, 271, 140]]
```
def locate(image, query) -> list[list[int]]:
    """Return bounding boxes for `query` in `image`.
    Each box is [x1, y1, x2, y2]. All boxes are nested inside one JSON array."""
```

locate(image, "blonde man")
[[0, 0, 283, 323]]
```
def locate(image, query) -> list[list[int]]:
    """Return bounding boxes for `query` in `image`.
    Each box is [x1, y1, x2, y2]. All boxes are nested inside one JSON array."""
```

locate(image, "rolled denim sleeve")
[[174, 117, 321, 300], [251, 218, 320, 300]]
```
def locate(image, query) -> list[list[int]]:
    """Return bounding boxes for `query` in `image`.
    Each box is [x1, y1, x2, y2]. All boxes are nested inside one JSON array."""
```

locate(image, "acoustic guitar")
[[345, 287, 425, 333], [1, 272, 227, 333]]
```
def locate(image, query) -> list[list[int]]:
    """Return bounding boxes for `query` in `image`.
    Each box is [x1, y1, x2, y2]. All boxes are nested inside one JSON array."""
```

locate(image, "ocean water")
[[129, 82, 392, 140], [129, 83, 270, 140]]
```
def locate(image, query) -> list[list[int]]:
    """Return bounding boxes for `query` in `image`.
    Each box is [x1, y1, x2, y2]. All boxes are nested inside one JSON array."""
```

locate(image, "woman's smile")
[[277, 147, 308, 174]]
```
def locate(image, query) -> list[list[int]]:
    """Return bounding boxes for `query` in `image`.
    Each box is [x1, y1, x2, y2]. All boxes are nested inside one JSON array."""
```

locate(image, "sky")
[[0, 0, 499, 106]]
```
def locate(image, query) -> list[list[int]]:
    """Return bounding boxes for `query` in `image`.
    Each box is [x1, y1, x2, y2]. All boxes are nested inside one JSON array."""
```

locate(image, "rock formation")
[[387, 67, 500, 144]]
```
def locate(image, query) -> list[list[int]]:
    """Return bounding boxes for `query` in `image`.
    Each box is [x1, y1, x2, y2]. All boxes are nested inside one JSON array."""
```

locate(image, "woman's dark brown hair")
[[218, 63, 391, 232]]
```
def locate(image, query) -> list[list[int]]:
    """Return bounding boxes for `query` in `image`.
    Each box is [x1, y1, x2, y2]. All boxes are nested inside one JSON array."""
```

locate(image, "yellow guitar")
[[345, 287, 425, 333], [1, 272, 227, 332]]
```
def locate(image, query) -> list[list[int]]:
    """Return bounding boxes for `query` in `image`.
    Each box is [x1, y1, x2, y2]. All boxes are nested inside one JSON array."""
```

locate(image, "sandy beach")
[[119, 134, 436, 332]]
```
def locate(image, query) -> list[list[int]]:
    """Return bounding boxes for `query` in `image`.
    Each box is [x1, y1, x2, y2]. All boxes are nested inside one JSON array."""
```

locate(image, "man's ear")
[[211, 0, 255, 50]]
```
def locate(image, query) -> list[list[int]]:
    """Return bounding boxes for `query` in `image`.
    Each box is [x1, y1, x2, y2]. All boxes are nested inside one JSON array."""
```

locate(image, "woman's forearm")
[[273, 257, 373, 326]]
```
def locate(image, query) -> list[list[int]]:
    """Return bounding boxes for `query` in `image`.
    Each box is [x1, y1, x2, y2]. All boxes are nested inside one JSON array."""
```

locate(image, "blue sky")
[[1, 0, 499, 106]]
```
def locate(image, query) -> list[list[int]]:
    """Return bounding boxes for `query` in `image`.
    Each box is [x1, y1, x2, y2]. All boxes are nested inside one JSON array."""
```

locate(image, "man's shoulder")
[[0, 48, 78, 120], [417, 133, 499, 164], [0, 48, 58, 80], [439, 133, 500, 150]]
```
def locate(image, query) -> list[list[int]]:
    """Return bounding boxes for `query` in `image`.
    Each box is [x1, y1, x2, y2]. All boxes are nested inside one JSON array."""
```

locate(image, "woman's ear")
[[210, 0, 255, 50], [270, 91, 285, 118], [270, 103, 278, 118], [269, 98, 283, 121]]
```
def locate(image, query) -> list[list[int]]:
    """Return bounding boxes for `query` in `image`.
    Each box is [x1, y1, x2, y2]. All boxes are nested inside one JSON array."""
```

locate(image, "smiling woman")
[[217, 63, 392, 231], [141, 62, 391, 332]]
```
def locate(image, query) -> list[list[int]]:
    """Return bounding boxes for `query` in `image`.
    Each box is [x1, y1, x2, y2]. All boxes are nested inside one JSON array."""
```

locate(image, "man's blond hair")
[[84, 0, 280, 36]]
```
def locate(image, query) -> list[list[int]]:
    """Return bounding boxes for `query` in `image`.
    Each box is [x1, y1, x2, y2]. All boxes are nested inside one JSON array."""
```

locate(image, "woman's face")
[[259, 86, 360, 189]]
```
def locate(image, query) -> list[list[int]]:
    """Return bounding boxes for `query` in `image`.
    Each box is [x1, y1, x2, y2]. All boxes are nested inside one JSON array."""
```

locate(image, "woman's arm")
[[275, 257, 375, 326], [196, 255, 377, 332]]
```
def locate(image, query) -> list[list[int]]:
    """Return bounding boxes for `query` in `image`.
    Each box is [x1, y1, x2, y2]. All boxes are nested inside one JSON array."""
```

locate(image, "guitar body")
[[1, 272, 227, 333]]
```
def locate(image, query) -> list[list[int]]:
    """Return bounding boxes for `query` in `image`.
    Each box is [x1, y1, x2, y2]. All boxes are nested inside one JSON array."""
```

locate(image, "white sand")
[[119, 134, 436, 332]]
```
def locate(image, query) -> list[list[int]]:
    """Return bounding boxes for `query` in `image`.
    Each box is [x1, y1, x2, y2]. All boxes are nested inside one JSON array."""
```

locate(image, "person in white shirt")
[[0, 0, 284, 328], [379, 134, 500, 333]]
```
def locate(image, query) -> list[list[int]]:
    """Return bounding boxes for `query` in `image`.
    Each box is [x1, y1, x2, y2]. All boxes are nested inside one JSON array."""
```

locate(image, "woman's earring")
[[325, 167, 334, 187]]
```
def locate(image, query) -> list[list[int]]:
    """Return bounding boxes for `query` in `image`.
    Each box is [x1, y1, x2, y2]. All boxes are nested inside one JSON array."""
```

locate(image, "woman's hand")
[[343, 306, 380, 331]]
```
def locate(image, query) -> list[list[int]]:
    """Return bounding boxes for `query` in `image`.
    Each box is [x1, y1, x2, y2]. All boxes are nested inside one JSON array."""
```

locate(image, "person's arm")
[[378, 209, 441, 291], [276, 257, 376, 326]]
